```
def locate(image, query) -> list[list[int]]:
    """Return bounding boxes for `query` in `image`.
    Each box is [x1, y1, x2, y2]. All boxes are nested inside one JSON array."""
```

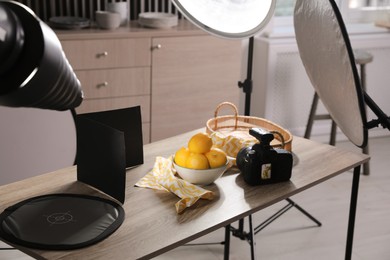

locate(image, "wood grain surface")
[[0, 129, 369, 259]]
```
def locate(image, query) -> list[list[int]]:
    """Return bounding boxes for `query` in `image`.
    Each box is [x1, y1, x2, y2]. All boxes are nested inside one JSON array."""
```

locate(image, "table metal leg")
[[345, 165, 361, 260], [248, 215, 257, 260], [224, 224, 231, 260]]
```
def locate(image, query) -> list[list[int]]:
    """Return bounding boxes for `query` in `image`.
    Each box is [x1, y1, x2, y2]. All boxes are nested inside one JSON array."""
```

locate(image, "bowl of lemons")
[[173, 132, 229, 186]]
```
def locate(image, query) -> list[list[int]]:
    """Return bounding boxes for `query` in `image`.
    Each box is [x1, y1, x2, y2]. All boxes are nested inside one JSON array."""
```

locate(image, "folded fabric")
[[210, 131, 258, 164], [135, 156, 214, 214]]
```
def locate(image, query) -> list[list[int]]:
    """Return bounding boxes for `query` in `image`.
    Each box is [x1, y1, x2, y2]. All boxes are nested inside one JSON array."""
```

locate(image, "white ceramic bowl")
[[173, 161, 228, 186], [95, 11, 121, 30], [138, 12, 178, 28]]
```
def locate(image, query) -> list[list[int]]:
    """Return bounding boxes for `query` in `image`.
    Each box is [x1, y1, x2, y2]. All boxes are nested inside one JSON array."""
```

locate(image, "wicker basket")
[[206, 102, 293, 151]]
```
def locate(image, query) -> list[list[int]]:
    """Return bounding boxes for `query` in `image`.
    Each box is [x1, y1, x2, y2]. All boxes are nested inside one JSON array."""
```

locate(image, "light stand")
[[0, 2, 83, 110], [232, 30, 321, 260], [294, 0, 390, 258], [238, 36, 254, 116], [170, 1, 321, 259], [364, 92, 390, 130], [0, 1, 128, 251]]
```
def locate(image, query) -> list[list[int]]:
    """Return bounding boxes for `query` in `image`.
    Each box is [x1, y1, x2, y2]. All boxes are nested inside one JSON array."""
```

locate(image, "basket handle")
[[214, 102, 238, 130], [270, 130, 286, 149]]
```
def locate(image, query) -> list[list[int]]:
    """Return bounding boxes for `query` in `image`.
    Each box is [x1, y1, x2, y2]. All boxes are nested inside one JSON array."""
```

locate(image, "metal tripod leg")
[[254, 198, 321, 234], [224, 215, 257, 260]]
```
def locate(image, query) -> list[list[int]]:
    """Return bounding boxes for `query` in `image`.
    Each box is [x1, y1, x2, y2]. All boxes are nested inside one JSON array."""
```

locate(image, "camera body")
[[236, 128, 293, 186]]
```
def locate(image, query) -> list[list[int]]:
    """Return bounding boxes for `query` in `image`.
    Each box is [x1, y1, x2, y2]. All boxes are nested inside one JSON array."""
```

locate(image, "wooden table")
[[0, 130, 369, 260], [375, 20, 390, 29]]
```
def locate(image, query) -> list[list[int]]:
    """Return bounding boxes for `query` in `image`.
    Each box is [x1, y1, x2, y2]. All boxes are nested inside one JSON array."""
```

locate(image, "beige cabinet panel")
[[76, 96, 150, 122], [58, 22, 241, 144], [76, 95, 151, 143], [141, 123, 150, 145], [61, 38, 151, 70], [76, 67, 150, 99], [61, 36, 152, 143], [151, 35, 241, 142]]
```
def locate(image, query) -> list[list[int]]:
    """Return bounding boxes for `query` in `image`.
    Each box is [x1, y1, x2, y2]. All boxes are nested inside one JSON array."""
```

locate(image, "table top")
[[375, 20, 390, 29], [0, 129, 369, 260]]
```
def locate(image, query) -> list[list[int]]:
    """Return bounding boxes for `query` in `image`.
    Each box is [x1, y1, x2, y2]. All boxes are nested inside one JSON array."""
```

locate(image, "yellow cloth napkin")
[[210, 132, 258, 164], [135, 156, 214, 214]]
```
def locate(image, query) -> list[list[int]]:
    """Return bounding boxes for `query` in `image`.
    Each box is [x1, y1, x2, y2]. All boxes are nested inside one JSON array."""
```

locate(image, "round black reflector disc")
[[0, 194, 124, 250]]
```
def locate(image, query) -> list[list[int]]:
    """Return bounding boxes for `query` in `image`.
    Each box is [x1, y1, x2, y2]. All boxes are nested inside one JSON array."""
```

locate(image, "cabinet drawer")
[[62, 38, 151, 70], [76, 67, 150, 99], [76, 95, 150, 123]]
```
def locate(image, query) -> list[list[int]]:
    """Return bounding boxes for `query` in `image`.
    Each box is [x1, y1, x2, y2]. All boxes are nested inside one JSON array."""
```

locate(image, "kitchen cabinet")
[[60, 37, 151, 144], [57, 21, 241, 143], [150, 35, 241, 142]]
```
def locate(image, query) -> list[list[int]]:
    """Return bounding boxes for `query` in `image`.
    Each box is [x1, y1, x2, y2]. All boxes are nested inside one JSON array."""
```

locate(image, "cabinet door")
[[151, 35, 241, 142]]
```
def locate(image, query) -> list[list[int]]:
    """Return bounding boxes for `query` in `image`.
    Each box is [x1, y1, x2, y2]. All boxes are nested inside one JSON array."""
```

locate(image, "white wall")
[[0, 107, 77, 185], [239, 24, 390, 142]]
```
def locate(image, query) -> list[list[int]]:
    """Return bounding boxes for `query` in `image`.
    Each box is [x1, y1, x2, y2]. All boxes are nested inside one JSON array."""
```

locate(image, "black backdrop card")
[[76, 116, 126, 203], [77, 106, 144, 167], [75, 106, 144, 203]]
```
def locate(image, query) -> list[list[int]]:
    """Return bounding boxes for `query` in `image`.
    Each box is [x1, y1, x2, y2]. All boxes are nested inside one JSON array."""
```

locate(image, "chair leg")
[[304, 92, 320, 139], [362, 144, 370, 175], [330, 120, 337, 146], [360, 63, 370, 176]]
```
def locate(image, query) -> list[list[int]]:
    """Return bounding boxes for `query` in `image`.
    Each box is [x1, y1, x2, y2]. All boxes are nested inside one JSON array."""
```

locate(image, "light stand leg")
[[236, 35, 321, 256], [254, 198, 321, 234], [345, 165, 361, 260], [286, 198, 322, 227], [228, 216, 257, 260], [254, 202, 294, 234]]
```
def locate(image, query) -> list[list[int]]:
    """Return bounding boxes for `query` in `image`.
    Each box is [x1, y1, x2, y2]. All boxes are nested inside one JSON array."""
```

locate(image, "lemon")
[[185, 153, 210, 170], [174, 147, 190, 167], [205, 148, 227, 168], [188, 133, 213, 154]]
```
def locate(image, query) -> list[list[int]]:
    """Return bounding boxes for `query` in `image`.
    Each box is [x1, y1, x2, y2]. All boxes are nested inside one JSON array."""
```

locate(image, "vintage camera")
[[236, 128, 293, 185]]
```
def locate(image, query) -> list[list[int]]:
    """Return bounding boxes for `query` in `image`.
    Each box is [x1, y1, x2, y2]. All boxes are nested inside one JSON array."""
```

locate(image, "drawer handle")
[[96, 51, 108, 58], [152, 44, 162, 50], [97, 82, 108, 88]]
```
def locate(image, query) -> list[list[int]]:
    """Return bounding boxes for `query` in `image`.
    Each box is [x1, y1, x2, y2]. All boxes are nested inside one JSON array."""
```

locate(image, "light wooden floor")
[[1, 136, 389, 259]]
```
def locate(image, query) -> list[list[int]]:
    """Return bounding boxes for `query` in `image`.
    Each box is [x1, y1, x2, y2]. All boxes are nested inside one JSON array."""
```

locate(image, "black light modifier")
[[0, 1, 83, 110]]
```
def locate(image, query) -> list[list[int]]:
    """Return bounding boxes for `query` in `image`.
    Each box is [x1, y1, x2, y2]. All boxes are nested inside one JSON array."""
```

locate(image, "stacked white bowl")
[[138, 12, 178, 28], [95, 11, 121, 30]]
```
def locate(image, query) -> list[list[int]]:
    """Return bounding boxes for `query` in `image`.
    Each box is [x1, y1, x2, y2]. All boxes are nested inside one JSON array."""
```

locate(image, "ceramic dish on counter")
[[95, 11, 121, 30], [138, 12, 178, 28], [49, 16, 90, 29]]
